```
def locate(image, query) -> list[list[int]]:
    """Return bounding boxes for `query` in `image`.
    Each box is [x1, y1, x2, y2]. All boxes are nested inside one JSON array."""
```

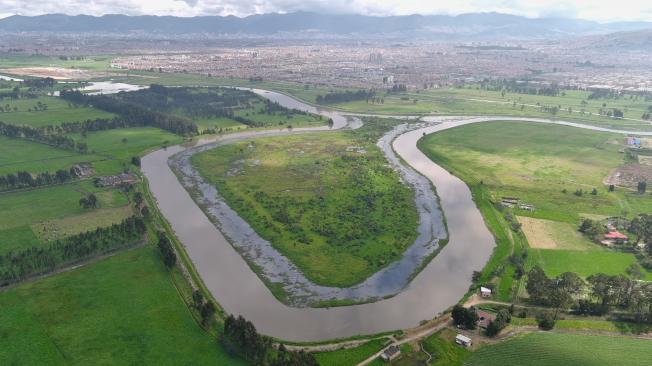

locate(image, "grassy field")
[[71, 127, 184, 175], [192, 122, 418, 287], [328, 86, 652, 131], [0, 135, 105, 175], [528, 249, 652, 280], [0, 54, 114, 71], [0, 246, 245, 366], [422, 328, 472, 366], [418, 121, 652, 295], [314, 339, 386, 365], [466, 332, 652, 366], [518, 217, 597, 250], [0, 96, 115, 127], [0, 180, 129, 255]]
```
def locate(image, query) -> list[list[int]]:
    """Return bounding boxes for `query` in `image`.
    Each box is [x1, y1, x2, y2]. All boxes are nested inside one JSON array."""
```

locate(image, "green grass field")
[[0, 246, 245, 366], [192, 126, 418, 287], [0, 181, 129, 255], [0, 96, 115, 127], [0, 135, 106, 175], [314, 339, 386, 365], [422, 328, 471, 366], [466, 332, 652, 366], [528, 249, 652, 280], [418, 121, 652, 292], [328, 86, 652, 132], [71, 127, 183, 175]]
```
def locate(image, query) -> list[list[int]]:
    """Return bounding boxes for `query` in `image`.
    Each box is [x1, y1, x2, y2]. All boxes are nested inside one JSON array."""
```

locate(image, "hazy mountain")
[[0, 12, 650, 40], [579, 28, 652, 50]]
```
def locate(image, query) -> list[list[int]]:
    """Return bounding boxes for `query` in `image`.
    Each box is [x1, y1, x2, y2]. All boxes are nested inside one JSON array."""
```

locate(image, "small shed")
[[379, 345, 401, 362], [480, 286, 492, 298], [455, 334, 472, 347]]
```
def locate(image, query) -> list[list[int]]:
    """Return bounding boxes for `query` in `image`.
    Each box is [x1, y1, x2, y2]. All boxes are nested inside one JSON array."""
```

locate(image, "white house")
[[480, 286, 492, 298], [455, 334, 472, 347]]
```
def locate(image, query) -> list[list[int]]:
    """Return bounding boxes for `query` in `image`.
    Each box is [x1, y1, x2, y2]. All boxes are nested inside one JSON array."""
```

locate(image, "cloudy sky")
[[0, 0, 651, 22]]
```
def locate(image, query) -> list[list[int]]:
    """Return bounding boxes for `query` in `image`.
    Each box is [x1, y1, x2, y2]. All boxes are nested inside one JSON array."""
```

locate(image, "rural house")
[[380, 345, 401, 362]]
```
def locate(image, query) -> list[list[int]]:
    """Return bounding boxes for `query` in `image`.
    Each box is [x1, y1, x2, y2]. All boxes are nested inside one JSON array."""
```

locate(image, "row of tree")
[[223, 315, 318, 366], [0, 121, 79, 151], [315, 90, 375, 104], [526, 266, 652, 323], [0, 168, 78, 192], [0, 216, 146, 286]]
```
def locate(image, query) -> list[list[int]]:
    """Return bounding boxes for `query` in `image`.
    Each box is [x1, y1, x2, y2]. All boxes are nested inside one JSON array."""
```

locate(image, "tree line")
[[0, 167, 79, 192], [526, 265, 652, 324], [60, 90, 198, 135], [315, 90, 375, 104], [223, 314, 318, 366], [0, 216, 146, 286], [0, 121, 80, 151]]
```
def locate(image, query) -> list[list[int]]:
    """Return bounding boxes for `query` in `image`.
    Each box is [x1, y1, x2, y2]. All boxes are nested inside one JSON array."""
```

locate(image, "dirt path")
[[356, 315, 451, 366]]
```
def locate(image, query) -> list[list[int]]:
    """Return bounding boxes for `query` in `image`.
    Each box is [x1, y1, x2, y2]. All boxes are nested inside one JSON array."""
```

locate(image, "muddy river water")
[[140, 87, 652, 341]]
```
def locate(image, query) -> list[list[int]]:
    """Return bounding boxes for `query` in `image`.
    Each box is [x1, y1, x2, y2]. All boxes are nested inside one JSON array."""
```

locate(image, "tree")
[[452, 305, 478, 330], [157, 233, 176, 268], [200, 301, 216, 326], [486, 309, 511, 337], [133, 192, 144, 208], [131, 156, 141, 167], [526, 266, 550, 304], [638, 181, 647, 194], [536, 312, 556, 330]]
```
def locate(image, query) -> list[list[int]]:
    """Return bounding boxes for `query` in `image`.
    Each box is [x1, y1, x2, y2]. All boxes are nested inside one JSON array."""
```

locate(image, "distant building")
[[603, 231, 628, 245], [480, 287, 492, 298], [379, 345, 401, 362], [95, 173, 138, 187], [455, 334, 472, 347]]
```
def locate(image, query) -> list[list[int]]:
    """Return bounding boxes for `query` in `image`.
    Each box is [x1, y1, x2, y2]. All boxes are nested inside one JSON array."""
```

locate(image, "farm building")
[[455, 334, 472, 347], [95, 173, 138, 187], [480, 287, 492, 298], [605, 231, 628, 242], [379, 345, 401, 362]]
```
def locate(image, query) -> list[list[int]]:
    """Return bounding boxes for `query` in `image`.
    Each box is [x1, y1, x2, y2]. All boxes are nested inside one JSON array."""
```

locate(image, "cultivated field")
[[466, 332, 652, 366]]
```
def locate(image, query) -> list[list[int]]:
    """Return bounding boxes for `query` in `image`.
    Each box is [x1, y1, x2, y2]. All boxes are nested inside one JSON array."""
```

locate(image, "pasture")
[[0, 246, 245, 366], [466, 332, 652, 366], [0, 96, 115, 127], [314, 339, 386, 366], [192, 122, 419, 287], [71, 127, 183, 175], [0, 181, 129, 255], [0, 135, 105, 175], [418, 121, 652, 292]]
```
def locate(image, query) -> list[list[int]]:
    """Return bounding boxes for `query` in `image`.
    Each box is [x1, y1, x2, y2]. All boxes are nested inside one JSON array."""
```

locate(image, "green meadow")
[[0, 246, 245, 366], [0, 181, 129, 255], [418, 121, 652, 293], [0, 135, 105, 175], [0, 96, 115, 127], [71, 127, 184, 175], [466, 332, 652, 366], [314, 339, 386, 366]]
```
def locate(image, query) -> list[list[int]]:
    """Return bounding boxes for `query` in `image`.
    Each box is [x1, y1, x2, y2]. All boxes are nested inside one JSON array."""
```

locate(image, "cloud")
[[0, 0, 650, 22]]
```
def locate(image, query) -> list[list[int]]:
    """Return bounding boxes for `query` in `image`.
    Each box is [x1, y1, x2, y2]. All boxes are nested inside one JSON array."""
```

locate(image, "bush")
[[536, 312, 556, 330]]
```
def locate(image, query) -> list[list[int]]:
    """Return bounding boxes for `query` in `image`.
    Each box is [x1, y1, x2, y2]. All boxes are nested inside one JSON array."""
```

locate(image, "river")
[[137, 85, 652, 341]]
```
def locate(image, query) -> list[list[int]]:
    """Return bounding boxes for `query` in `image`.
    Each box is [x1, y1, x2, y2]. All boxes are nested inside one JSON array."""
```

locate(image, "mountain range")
[[0, 12, 651, 40]]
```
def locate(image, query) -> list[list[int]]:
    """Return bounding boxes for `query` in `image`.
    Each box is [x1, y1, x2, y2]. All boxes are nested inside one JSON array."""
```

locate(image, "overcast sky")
[[0, 0, 651, 22]]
